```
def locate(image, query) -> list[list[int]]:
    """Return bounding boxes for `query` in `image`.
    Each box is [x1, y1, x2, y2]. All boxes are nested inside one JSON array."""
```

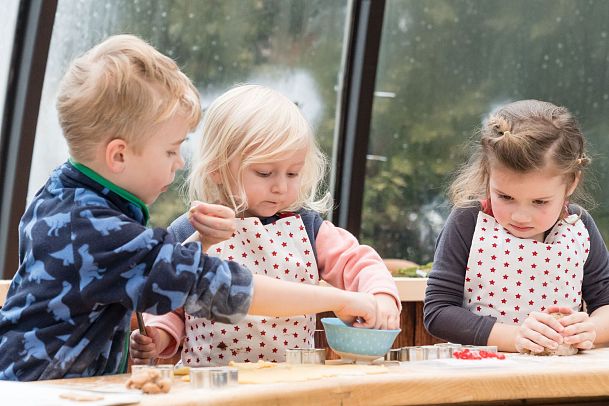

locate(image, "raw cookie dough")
[[59, 392, 104, 401], [227, 360, 388, 384], [524, 312, 578, 356], [173, 366, 190, 376], [126, 368, 172, 394]]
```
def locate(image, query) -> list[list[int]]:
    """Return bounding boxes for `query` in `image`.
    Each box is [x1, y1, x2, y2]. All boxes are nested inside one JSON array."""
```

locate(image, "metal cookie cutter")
[[474, 345, 498, 354], [190, 366, 239, 389], [404, 346, 426, 361], [384, 348, 401, 361], [398, 345, 442, 361], [154, 364, 175, 380], [398, 347, 410, 361], [130, 364, 152, 376], [421, 345, 439, 360], [286, 348, 326, 364], [434, 342, 463, 359], [388, 346, 447, 362], [455, 345, 498, 358]]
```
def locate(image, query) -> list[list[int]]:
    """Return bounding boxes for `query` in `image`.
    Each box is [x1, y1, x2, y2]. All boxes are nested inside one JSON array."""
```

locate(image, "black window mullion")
[[331, 0, 385, 236], [0, 0, 57, 279]]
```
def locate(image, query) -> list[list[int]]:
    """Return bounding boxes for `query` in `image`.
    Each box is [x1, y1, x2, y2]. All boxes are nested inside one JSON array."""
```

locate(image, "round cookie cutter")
[[286, 348, 326, 364], [189, 366, 239, 389]]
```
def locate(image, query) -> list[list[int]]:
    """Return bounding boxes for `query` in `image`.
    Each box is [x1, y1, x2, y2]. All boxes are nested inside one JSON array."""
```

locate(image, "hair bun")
[[488, 116, 512, 136], [577, 155, 591, 167]]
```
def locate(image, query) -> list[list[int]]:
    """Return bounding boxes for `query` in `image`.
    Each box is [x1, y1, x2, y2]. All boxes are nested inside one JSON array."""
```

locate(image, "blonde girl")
[[424, 99, 609, 354], [131, 84, 400, 366]]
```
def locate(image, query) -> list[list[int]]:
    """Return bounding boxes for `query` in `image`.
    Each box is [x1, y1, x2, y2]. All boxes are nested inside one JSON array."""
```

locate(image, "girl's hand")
[[129, 326, 163, 364], [188, 201, 236, 252], [334, 291, 377, 329], [556, 308, 596, 350], [373, 293, 400, 330], [515, 308, 565, 353]]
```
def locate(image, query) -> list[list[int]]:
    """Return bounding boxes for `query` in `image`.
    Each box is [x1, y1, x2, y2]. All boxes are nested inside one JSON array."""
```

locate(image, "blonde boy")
[[0, 35, 376, 381]]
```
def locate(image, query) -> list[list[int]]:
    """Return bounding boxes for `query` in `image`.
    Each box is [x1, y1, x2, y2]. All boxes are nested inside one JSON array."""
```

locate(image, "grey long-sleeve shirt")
[[424, 203, 609, 345]]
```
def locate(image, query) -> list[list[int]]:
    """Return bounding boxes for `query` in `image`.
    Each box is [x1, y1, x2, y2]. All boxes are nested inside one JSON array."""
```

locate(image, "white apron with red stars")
[[182, 214, 319, 366], [463, 211, 590, 325]]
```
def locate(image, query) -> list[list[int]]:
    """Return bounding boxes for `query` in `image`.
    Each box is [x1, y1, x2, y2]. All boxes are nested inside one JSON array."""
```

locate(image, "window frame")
[[0, 0, 57, 278], [331, 0, 385, 233], [0, 0, 380, 279]]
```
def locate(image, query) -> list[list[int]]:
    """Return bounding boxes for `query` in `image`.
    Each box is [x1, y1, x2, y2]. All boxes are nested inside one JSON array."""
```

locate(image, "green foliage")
[[393, 262, 433, 278], [148, 172, 188, 228], [108, 0, 346, 227], [361, 0, 609, 263], [98, 0, 609, 264]]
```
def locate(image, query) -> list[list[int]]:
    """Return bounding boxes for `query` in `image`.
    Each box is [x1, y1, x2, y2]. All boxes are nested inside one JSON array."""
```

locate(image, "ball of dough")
[[524, 312, 578, 356]]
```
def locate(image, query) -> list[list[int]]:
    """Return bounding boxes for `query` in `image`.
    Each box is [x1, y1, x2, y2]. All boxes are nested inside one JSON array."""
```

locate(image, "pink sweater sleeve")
[[316, 221, 401, 309], [143, 309, 185, 358]]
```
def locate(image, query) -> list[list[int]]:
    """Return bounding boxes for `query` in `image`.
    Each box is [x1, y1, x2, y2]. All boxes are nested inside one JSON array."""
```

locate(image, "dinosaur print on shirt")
[[0, 161, 253, 381]]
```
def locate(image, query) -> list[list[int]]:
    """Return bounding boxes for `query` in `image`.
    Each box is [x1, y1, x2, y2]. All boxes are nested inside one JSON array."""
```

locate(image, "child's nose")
[[272, 177, 288, 194], [175, 153, 185, 170], [511, 208, 530, 223]]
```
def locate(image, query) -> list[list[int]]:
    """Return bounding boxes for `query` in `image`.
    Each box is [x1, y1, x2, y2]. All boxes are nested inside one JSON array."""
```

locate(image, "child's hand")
[[334, 291, 377, 328], [129, 326, 163, 364], [188, 201, 236, 252], [373, 293, 400, 330], [515, 306, 566, 353], [555, 307, 596, 350]]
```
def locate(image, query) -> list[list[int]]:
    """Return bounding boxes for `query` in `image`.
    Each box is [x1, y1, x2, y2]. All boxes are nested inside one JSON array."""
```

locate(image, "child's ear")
[[566, 171, 581, 197], [105, 139, 128, 173]]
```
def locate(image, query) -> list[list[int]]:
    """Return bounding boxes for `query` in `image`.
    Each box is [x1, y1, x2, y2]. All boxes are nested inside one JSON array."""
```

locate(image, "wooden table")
[[8, 347, 608, 405]]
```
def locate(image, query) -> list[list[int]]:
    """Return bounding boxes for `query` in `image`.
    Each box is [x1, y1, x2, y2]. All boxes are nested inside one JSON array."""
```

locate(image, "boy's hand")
[[334, 291, 377, 329], [188, 201, 236, 252], [129, 326, 163, 364], [515, 306, 568, 353], [556, 307, 596, 350], [373, 293, 400, 330]]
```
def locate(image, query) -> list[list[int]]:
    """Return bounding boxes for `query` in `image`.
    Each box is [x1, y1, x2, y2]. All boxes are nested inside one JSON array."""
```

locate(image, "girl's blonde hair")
[[57, 34, 201, 162], [188, 84, 331, 215], [450, 99, 591, 207]]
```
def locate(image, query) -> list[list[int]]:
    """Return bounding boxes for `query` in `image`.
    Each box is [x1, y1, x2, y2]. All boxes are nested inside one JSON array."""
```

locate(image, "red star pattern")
[[182, 215, 318, 366], [464, 212, 589, 326]]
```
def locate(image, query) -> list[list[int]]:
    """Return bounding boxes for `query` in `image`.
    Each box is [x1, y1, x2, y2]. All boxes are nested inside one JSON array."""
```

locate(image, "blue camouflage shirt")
[[0, 161, 253, 381]]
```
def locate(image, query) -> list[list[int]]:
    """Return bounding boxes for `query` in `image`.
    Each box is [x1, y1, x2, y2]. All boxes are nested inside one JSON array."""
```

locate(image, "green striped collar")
[[69, 158, 149, 224]]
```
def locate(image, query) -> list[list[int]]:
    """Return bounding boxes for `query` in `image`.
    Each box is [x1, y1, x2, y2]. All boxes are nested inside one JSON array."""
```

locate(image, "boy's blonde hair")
[[188, 84, 331, 215], [57, 34, 201, 162], [450, 99, 591, 207]]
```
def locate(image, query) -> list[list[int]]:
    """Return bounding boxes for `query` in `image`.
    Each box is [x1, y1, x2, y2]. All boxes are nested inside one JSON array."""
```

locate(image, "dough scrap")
[[126, 368, 172, 394], [228, 360, 275, 370], [59, 392, 104, 401], [228, 361, 388, 384], [173, 366, 190, 376]]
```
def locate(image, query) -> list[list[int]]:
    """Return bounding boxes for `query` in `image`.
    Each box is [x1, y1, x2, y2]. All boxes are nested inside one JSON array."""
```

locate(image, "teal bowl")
[[321, 318, 400, 362]]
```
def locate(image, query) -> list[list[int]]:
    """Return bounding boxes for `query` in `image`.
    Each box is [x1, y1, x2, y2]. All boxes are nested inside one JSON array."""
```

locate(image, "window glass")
[[0, 0, 21, 140], [29, 0, 348, 227], [363, 0, 609, 264]]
